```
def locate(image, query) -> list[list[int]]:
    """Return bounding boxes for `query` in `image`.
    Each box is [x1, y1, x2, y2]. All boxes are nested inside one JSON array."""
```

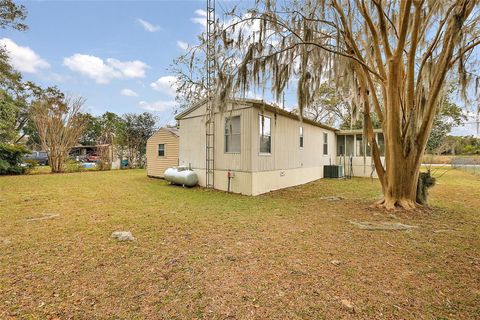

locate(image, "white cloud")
[[139, 100, 177, 112], [177, 41, 188, 50], [137, 18, 160, 32], [191, 9, 207, 27], [120, 88, 138, 97], [107, 58, 148, 78], [150, 76, 178, 96], [63, 54, 149, 84], [0, 38, 50, 73], [452, 109, 480, 136], [63, 54, 118, 84], [195, 9, 207, 16]]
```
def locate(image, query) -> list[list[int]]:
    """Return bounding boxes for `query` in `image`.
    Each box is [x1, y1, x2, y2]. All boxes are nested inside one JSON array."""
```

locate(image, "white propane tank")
[[164, 166, 199, 187]]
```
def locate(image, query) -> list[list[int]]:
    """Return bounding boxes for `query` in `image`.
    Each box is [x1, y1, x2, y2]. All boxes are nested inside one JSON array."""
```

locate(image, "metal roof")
[[175, 98, 338, 132], [151, 127, 179, 138], [164, 127, 179, 137], [336, 128, 383, 135]]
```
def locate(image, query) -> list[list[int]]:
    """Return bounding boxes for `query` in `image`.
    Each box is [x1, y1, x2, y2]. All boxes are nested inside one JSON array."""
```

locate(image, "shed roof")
[[164, 127, 179, 137], [175, 98, 338, 132], [149, 127, 180, 139]]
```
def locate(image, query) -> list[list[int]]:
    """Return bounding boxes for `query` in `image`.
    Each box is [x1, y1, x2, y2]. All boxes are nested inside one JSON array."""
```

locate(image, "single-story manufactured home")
[[175, 99, 340, 195], [146, 127, 179, 178], [142, 98, 386, 195]]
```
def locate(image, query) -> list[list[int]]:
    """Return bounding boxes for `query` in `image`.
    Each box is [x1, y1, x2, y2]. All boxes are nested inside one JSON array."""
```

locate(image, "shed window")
[[299, 126, 304, 148], [158, 144, 165, 157], [259, 114, 271, 154], [323, 133, 328, 155], [225, 116, 241, 153]]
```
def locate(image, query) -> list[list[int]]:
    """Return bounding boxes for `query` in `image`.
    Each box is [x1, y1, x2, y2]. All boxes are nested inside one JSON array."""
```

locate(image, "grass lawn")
[[1, 169, 479, 319], [27, 165, 52, 175]]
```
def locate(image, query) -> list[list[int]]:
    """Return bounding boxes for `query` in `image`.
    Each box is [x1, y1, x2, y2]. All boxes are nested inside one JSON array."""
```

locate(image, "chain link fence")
[[452, 157, 480, 175]]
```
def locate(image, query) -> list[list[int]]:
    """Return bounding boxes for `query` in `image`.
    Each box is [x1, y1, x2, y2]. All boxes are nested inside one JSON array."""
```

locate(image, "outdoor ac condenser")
[[323, 165, 344, 179]]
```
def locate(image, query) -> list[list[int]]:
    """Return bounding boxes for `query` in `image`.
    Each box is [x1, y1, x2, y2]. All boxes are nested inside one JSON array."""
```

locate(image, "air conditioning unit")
[[324, 165, 344, 178]]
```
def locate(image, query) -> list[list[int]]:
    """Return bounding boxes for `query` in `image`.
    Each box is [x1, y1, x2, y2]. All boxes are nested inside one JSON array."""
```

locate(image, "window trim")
[[158, 143, 166, 157], [299, 126, 304, 149], [259, 113, 272, 155], [224, 115, 241, 154], [323, 132, 328, 155]]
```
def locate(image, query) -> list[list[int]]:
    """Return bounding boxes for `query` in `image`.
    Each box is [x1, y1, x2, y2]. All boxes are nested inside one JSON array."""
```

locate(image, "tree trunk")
[[373, 56, 425, 210], [381, 152, 422, 210]]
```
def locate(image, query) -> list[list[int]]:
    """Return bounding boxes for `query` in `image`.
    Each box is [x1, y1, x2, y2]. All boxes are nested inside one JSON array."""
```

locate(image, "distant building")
[[69, 144, 122, 169], [146, 127, 179, 178]]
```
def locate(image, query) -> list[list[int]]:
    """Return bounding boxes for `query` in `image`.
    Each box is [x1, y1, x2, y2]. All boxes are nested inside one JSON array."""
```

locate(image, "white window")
[[323, 133, 328, 155], [225, 116, 241, 153], [158, 144, 165, 157], [299, 126, 304, 148], [259, 114, 271, 154]]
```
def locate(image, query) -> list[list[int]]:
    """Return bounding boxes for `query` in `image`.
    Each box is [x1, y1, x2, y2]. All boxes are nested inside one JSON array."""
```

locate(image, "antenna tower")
[[205, 0, 216, 188]]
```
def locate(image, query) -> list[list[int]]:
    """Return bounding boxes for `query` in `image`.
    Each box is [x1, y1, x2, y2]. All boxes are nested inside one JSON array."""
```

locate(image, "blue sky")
[[1, 0, 224, 126], [1, 0, 478, 135]]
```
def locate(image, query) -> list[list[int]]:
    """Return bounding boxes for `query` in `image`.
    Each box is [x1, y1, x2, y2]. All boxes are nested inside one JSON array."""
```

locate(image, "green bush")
[[65, 159, 84, 173], [23, 159, 38, 173], [0, 143, 30, 175], [64, 159, 99, 173], [463, 145, 480, 155]]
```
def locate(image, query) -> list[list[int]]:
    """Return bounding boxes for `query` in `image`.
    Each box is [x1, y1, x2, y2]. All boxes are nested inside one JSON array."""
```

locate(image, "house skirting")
[[191, 166, 324, 196]]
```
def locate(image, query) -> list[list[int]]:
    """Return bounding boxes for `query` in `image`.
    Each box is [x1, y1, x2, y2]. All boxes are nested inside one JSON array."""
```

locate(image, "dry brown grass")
[[0, 169, 479, 319], [423, 154, 480, 165]]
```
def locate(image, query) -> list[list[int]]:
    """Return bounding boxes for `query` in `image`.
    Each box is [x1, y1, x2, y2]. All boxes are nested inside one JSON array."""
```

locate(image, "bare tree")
[[31, 96, 87, 173], [170, 35, 208, 109], [212, 0, 480, 210], [170, 27, 248, 110], [300, 82, 351, 127]]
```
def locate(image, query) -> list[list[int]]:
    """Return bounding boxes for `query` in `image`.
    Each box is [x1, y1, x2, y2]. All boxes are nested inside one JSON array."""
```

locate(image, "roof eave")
[[174, 97, 208, 120], [175, 97, 338, 132]]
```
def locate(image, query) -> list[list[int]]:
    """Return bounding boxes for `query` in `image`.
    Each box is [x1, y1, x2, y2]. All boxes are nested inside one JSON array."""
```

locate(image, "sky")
[[1, 0, 478, 135], [1, 0, 230, 126]]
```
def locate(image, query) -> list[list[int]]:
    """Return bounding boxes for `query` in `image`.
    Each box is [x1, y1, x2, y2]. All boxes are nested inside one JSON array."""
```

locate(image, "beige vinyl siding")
[[178, 115, 206, 170], [177, 99, 338, 195], [179, 101, 253, 173], [215, 107, 253, 172], [251, 109, 335, 172], [146, 128, 179, 178]]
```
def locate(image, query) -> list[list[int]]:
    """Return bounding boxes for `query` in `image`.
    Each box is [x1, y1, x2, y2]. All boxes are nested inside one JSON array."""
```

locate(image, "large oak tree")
[[207, 0, 480, 209]]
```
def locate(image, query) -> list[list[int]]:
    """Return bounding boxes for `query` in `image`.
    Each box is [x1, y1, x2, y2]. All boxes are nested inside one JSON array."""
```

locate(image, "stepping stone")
[[111, 231, 135, 241]]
